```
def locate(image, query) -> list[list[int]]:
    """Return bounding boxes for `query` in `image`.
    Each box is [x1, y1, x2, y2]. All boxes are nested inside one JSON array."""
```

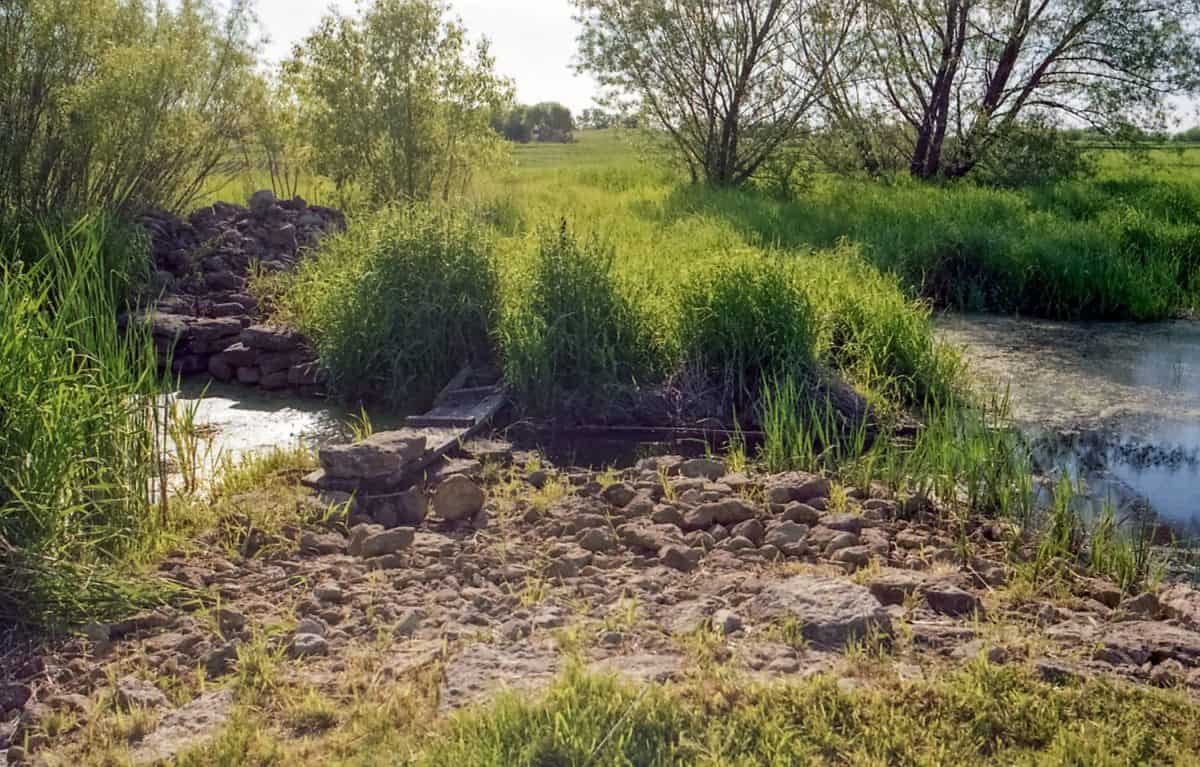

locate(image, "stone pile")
[[134, 190, 344, 394], [306, 431, 488, 530]]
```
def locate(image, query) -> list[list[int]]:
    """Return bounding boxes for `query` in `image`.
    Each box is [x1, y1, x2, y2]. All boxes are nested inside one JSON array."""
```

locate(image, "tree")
[[0, 0, 260, 214], [579, 107, 615, 129], [574, 0, 860, 186], [830, 0, 1200, 179], [286, 0, 513, 204], [527, 101, 576, 141]]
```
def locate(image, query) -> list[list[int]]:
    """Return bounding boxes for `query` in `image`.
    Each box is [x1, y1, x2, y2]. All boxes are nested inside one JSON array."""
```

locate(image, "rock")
[[1151, 659, 1185, 688], [659, 544, 702, 572], [924, 585, 983, 617], [747, 575, 892, 649], [240, 323, 304, 352], [821, 513, 863, 534], [129, 689, 234, 765], [824, 531, 861, 553], [215, 607, 246, 634], [288, 633, 328, 658], [684, 498, 756, 529], [248, 189, 277, 215], [319, 432, 426, 480], [830, 545, 872, 570], [601, 482, 638, 508], [314, 582, 345, 604], [577, 528, 617, 552], [766, 473, 831, 504], [203, 640, 240, 678], [866, 569, 930, 606], [8, 745, 27, 764], [731, 519, 765, 545], [713, 609, 743, 635], [115, 676, 169, 710], [300, 530, 347, 555], [1082, 577, 1123, 609], [0, 683, 31, 714], [1118, 591, 1161, 620], [618, 521, 683, 552], [781, 502, 821, 525], [547, 545, 593, 578], [651, 505, 684, 527], [356, 527, 414, 558], [679, 458, 726, 481], [395, 608, 424, 637], [432, 475, 485, 521]]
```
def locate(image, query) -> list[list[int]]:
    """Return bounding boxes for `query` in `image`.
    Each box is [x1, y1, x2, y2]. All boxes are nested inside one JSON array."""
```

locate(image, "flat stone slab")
[[747, 575, 892, 649], [439, 641, 560, 710], [129, 689, 234, 765]]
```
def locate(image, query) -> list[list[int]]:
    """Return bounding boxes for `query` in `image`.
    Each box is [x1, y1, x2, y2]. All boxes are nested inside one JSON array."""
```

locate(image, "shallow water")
[[936, 314, 1200, 536]]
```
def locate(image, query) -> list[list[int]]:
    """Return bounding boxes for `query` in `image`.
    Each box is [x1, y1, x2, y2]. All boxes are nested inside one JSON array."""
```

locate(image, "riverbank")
[[4, 441, 1200, 765]]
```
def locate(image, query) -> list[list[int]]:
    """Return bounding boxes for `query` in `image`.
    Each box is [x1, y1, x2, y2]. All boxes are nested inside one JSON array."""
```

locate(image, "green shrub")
[[499, 222, 663, 410], [676, 257, 817, 407], [279, 206, 498, 407]]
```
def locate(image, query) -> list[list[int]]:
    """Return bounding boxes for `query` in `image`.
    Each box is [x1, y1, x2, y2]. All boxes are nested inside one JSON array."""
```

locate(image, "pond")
[[936, 314, 1200, 538]]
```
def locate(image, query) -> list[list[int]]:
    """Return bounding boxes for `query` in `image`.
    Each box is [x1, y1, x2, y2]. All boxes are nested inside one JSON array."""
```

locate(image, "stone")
[[684, 498, 756, 529], [1118, 591, 1161, 620], [358, 527, 414, 558], [830, 545, 872, 570], [713, 609, 743, 635], [215, 607, 246, 634], [601, 482, 638, 508], [1082, 577, 1123, 609], [433, 475, 485, 521], [679, 458, 726, 481], [240, 323, 304, 352], [248, 189, 277, 215], [115, 676, 169, 710], [731, 518, 765, 545], [924, 585, 983, 617], [651, 505, 684, 527], [203, 640, 239, 678], [319, 432, 426, 480], [129, 689, 234, 765], [395, 608, 424, 637], [659, 544, 702, 572], [236, 365, 261, 384], [618, 521, 683, 552], [547, 545, 594, 578], [300, 530, 347, 555], [765, 523, 810, 556], [781, 502, 821, 525], [747, 575, 892, 649], [288, 633, 329, 658], [314, 582, 345, 604], [820, 513, 863, 534], [577, 528, 617, 552], [824, 531, 861, 553], [0, 683, 31, 714], [866, 569, 930, 606], [766, 473, 831, 504]]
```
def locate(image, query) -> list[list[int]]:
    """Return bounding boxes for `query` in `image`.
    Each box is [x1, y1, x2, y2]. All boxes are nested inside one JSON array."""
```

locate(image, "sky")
[[254, 0, 601, 114]]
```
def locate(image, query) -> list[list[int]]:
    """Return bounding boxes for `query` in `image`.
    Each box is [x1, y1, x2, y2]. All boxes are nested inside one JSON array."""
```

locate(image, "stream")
[[177, 315, 1200, 538], [936, 314, 1200, 538]]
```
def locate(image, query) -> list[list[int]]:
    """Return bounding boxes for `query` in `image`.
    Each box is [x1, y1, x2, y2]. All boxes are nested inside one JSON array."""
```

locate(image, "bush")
[[676, 257, 817, 407], [973, 122, 1097, 188], [279, 206, 498, 407], [499, 223, 663, 410]]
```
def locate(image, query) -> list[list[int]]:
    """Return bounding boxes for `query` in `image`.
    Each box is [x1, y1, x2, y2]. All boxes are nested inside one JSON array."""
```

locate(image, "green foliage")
[[677, 257, 817, 406], [279, 205, 498, 408], [0, 0, 261, 214], [499, 222, 663, 410], [285, 0, 513, 205], [973, 122, 1098, 189], [0, 215, 171, 628], [416, 663, 1200, 766], [493, 102, 576, 143]]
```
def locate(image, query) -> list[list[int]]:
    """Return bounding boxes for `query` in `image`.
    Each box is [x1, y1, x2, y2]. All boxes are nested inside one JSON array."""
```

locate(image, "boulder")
[[318, 432, 426, 480], [432, 475, 485, 521], [747, 575, 892, 649], [240, 324, 305, 352]]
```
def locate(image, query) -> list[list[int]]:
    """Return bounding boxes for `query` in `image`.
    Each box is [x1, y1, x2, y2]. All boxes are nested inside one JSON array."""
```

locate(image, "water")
[[936, 314, 1200, 536]]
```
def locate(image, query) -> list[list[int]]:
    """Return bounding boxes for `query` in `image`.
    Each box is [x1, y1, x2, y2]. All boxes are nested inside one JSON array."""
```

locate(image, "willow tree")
[[286, 0, 513, 204], [831, 0, 1200, 179], [574, 0, 860, 186]]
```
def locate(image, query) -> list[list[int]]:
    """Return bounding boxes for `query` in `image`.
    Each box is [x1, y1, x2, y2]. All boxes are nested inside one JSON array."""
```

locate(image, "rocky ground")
[[3, 440, 1200, 765]]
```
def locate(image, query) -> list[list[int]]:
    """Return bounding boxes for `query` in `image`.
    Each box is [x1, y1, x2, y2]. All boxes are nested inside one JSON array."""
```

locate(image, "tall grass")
[[677, 257, 817, 408], [498, 222, 664, 411], [278, 205, 499, 408], [0, 215, 170, 628]]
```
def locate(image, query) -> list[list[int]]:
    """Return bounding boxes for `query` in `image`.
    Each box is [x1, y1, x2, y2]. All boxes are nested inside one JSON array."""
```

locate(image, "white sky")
[[254, 0, 601, 114]]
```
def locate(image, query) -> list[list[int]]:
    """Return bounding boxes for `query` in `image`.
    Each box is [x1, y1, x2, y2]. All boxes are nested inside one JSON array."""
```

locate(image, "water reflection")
[[937, 315, 1200, 534]]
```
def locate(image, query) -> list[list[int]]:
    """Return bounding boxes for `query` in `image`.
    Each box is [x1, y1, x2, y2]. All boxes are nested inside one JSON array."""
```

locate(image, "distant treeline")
[[490, 104, 639, 144]]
